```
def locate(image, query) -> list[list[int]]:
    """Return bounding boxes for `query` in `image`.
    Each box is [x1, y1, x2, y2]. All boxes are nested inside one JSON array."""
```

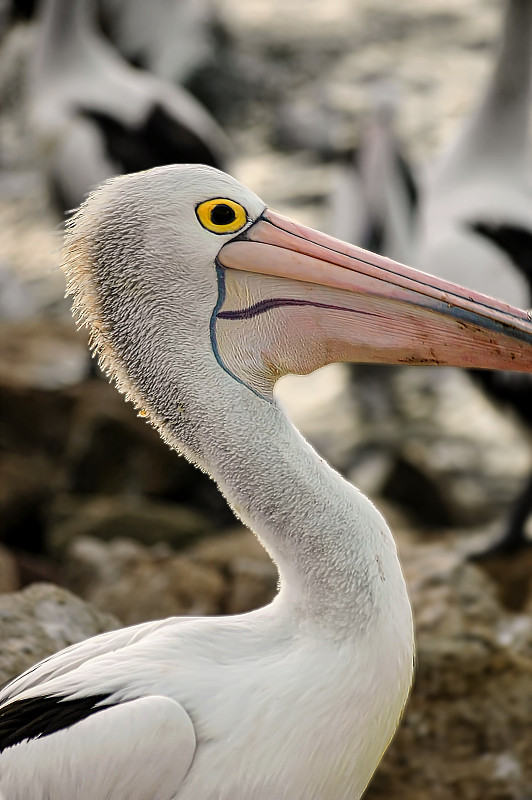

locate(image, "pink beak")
[[218, 209, 532, 372]]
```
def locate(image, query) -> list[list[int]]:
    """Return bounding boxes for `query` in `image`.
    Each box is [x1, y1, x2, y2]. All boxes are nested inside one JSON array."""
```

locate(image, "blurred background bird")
[[328, 0, 532, 554], [328, 82, 419, 433], [329, 82, 418, 264], [27, 0, 230, 216], [416, 0, 532, 555]]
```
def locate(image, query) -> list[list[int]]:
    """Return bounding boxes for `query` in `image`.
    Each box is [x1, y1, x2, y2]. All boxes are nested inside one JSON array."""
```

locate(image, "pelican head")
[[63, 164, 532, 460]]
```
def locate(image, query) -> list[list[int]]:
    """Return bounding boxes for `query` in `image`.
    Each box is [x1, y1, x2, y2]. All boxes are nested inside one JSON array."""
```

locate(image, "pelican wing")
[[0, 694, 196, 800], [0, 617, 182, 703], [0, 618, 198, 799]]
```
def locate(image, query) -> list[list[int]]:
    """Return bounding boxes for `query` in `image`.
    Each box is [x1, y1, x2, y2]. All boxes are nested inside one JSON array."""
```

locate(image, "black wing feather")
[[466, 220, 532, 424], [0, 694, 113, 752], [469, 221, 532, 292], [79, 102, 223, 174]]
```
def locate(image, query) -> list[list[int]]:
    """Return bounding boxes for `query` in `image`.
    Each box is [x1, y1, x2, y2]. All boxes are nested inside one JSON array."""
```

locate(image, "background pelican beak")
[[218, 209, 532, 373]]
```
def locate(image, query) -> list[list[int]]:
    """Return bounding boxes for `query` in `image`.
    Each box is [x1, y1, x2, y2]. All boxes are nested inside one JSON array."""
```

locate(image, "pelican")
[[416, 0, 532, 552], [329, 84, 419, 413], [330, 84, 418, 265], [30, 0, 228, 215], [99, 0, 214, 87], [0, 165, 531, 800]]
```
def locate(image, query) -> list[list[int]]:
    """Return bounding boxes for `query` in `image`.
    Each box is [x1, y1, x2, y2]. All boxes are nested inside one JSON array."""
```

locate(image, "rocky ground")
[[1, 0, 532, 797]]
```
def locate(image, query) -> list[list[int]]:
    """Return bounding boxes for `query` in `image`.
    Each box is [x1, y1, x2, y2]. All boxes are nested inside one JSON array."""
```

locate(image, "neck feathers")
[[436, 0, 532, 182]]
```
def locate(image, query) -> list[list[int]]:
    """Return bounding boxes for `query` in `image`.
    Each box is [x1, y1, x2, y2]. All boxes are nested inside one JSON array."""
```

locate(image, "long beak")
[[218, 209, 532, 372]]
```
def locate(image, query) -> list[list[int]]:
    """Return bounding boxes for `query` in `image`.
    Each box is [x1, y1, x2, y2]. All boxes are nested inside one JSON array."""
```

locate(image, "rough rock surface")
[[190, 529, 279, 614], [0, 544, 18, 594], [367, 537, 532, 800], [1, 348, 235, 554], [63, 528, 278, 624], [64, 536, 226, 624], [48, 496, 221, 555], [0, 583, 119, 688]]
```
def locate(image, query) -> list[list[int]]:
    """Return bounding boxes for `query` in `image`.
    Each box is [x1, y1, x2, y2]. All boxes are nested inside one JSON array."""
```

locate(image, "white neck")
[[38, 0, 93, 47], [160, 367, 412, 637], [34, 0, 108, 76], [435, 0, 532, 184]]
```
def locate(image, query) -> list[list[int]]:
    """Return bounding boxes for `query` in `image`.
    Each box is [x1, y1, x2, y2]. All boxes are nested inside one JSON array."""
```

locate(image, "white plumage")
[[0, 164, 531, 799]]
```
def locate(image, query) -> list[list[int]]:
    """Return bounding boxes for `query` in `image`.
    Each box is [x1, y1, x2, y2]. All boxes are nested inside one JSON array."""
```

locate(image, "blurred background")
[[1, 0, 532, 796]]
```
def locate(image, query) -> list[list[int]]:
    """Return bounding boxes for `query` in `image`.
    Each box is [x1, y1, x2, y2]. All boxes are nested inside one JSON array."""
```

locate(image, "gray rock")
[[189, 528, 278, 614], [1, 365, 233, 554], [48, 496, 220, 554], [0, 583, 119, 688], [63, 535, 226, 625], [62, 529, 278, 624], [366, 536, 532, 800], [0, 544, 18, 594]]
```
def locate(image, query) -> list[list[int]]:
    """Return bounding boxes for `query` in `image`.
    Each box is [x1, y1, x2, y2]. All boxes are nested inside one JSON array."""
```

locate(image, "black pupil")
[[210, 204, 237, 226]]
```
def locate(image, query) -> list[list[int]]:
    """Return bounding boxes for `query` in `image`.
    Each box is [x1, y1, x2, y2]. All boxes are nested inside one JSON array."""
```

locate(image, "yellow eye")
[[195, 198, 248, 235]]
